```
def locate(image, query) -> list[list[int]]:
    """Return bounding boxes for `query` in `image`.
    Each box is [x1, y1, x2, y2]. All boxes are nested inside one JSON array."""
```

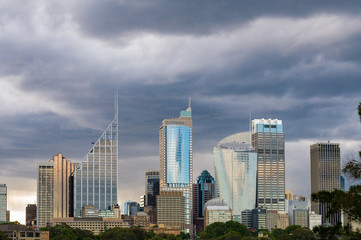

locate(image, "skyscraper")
[[73, 102, 118, 217], [0, 184, 7, 223], [159, 102, 192, 232], [37, 153, 75, 227], [53, 153, 75, 218], [195, 170, 215, 218], [252, 119, 285, 211], [310, 142, 341, 225], [145, 171, 160, 208], [214, 132, 257, 225], [37, 162, 54, 227]]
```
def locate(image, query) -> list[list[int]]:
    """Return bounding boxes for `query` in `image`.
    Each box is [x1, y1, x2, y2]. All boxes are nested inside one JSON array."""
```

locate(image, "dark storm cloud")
[[70, 0, 361, 37]]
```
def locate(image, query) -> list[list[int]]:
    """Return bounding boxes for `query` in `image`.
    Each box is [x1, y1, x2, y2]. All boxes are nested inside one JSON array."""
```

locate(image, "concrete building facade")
[[37, 162, 54, 227], [252, 119, 285, 211], [310, 142, 341, 225], [0, 184, 7, 223], [157, 191, 185, 230]]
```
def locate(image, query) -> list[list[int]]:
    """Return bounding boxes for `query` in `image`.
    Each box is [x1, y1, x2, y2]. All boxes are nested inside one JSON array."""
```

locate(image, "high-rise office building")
[[37, 162, 54, 227], [37, 153, 75, 227], [73, 103, 118, 217], [53, 153, 75, 218], [0, 184, 6, 223], [159, 102, 192, 232], [26, 204, 37, 227], [145, 171, 159, 208], [252, 119, 285, 211], [214, 132, 257, 225], [195, 170, 215, 218], [310, 142, 341, 225]]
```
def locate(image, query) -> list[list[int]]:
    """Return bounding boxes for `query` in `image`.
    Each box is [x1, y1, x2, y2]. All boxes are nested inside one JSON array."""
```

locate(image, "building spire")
[[187, 97, 191, 111], [114, 89, 118, 119]]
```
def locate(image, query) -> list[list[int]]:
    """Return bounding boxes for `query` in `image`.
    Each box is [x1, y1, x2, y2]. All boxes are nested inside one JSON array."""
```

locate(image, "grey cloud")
[[68, 0, 361, 38]]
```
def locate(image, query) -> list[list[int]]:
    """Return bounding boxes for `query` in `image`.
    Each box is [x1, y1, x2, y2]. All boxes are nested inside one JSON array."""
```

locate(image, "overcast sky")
[[1, 0, 361, 224]]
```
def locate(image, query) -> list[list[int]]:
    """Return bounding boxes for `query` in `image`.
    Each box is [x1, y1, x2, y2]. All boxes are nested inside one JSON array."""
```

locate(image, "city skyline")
[[1, 1, 361, 224]]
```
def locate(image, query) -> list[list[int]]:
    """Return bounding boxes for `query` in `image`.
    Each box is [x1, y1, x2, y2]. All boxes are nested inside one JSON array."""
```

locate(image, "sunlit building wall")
[[252, 119, 285, 211], [73, 106, 118, 217], [214, 132, 257, 225]]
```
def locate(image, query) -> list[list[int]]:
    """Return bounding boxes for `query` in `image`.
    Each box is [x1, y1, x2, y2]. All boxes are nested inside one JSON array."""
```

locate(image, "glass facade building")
[[159, 104, 192, 232], [145, 171, 159, 207], [73, 109, 118, 217], [196, 170, 215, 218], [0, 184, 7, 223], [214, 132, 257, 225], [252, 119, 285, 211]]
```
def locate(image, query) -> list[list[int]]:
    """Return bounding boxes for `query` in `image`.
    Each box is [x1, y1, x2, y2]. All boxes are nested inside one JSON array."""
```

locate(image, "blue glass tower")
[[159, 102, 193, 232], [73, 100, 118, 217], [196, 170, 215, 218]]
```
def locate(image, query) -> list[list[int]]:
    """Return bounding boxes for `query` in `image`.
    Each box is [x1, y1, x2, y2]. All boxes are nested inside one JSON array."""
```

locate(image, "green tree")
[[98, 227, 137, 240], [224, 221, 249, 237], [0, 230, 9, 240], [271, 228, 285, 238], [285, 225, 301, 234], [203, 222, 228, 239], [50, 223, 78, 240], [291, 228, 316, 240]]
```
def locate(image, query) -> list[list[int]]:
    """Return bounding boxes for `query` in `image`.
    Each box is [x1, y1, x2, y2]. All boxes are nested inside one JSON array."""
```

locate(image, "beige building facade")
[[157, 191, 185, 230], [37, 153, 75, 227], [53, 217, 129, 235], [52, 153, 75, 218], [310, 143, 341, 225]]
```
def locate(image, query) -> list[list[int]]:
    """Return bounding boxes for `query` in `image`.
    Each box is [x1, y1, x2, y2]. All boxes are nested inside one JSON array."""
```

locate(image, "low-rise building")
[[267, 210, 278, 230], [52, 217, 129, 235], [252, 208, 267, 230], [277, 212, 289, 229], [0, 224, 49, 240], [133, 212, 150, 227], [204, 198, 232, 227], [309, 211, 322, 230]]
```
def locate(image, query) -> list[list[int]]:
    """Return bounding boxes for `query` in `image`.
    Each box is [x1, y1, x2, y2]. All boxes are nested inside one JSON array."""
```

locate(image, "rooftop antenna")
[[114, 89, 118, 119], [187, 97, 192, 111], [249, 110, 252, 144]]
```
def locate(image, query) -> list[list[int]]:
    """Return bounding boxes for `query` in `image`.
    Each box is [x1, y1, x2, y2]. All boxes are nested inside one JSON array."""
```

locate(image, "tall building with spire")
[[73, 99, 118, 217], [158, 100, 192, 233], [252, 119, 285, 211]]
